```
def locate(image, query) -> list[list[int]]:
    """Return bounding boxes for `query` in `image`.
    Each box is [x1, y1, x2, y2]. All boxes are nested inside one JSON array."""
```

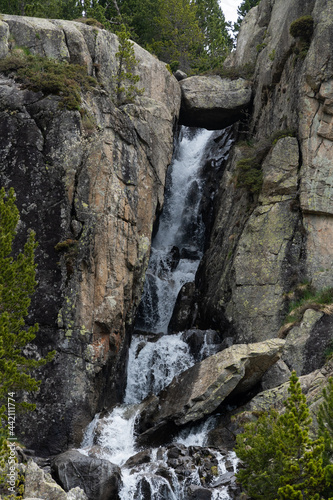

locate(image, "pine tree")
[[149, 0, 204, 73], [0, 0, 83, 18], [59, 0, 83, 20], [114, 23, 143, 105], [116, 0, 160, 46], [235, 371, 333, 499], [0, 188, 54, 484], [233, 0, 260, 35], [318, 377, 333, 466], [194, 0, 232, 70], [235, 408, 286, 498], [277, 372, 332, 499]]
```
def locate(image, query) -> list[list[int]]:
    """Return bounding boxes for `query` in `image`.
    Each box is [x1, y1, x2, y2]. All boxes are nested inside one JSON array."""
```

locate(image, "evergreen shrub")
[[0, 49, 98, 110], [290, 15, 314, 40], [235, 371, 333, 499], [234, 130, 295, 195], [290, 15, 314, 59]]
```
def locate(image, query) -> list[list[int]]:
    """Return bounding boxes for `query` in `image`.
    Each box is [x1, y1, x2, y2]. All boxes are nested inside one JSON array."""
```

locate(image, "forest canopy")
[[0, 0, 238, 73]]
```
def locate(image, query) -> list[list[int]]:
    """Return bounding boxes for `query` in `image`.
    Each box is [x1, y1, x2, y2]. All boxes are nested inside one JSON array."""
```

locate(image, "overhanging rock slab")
[[179, 75, 252, 129]]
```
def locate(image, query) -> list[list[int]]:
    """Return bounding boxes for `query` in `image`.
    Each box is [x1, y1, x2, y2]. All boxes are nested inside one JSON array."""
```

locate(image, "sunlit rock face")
[[0, 15, 180, 455], [137, 339, 285, 443], [196, 0, 333, 355], [179, 76, 252, 129]]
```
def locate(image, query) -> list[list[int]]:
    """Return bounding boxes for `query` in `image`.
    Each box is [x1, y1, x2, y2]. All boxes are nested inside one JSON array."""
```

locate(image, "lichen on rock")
[[0, 14, 180, 455]]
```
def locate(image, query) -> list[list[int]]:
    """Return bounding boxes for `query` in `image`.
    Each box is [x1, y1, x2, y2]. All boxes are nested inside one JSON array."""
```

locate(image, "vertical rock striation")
[[197, 0, 333, 356], [0, 15, 180, 454]]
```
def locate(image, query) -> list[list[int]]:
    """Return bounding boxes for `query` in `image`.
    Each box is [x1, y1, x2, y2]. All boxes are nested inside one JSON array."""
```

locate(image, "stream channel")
[[80, 126, 238, 499]]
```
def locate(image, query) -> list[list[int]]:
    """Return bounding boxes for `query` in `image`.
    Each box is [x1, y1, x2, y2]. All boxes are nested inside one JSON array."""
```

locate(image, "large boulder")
[[23, 460, 88, 500], [231, 358, 333, 434], [138, 339, 285, 440], [282, 309, 333, 375], [179, 76, 252, 129], [51, 451, 121, 500]]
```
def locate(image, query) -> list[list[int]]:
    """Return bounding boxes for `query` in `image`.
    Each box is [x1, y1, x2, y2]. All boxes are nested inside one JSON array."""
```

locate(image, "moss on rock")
[[0, 49, 98, 110]]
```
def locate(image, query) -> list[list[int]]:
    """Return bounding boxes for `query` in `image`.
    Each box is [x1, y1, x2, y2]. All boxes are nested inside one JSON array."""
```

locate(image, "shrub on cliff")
[[114, 24, 144, 105], [235, 130, 296, 196], [290, 15, 314, 41], [235, 156, 263, 194], [283, 284, 333, 327], [0, 49, 98, 110], [290, 15, 314, 59], [235, 371, 333, 499]]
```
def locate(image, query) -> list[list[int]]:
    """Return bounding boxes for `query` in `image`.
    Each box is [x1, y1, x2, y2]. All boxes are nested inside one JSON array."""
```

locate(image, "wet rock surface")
[[137, 339, 285, 439], [51, 451, 121, 500], [120, 444, 240, 500], [180, 329, 224, 361]]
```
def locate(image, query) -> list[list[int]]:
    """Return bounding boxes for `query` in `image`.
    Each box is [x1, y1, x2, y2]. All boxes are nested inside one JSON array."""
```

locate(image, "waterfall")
[[124, 332, 195, 404], [79, 126, 238, 499], [135, 127, 213, 334]]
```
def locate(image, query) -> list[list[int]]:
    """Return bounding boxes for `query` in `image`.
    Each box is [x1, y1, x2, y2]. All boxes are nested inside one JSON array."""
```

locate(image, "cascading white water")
[[136, 127, 214, 334], [175, 415, 217, 447], [79, 126, 238, 499], [124, 332, 195, 404]]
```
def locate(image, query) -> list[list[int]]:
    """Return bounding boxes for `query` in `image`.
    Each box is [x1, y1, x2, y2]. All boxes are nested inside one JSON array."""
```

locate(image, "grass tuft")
[[284, 285, 333, 325], [0, 49, 98, 110], [208, 62, 255, 80]]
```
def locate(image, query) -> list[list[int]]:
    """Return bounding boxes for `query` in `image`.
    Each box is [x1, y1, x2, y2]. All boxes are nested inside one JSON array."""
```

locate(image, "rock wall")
[[2, 0, 333, 462], [197, 0, 333, 361], [0, 15, 180, 455]]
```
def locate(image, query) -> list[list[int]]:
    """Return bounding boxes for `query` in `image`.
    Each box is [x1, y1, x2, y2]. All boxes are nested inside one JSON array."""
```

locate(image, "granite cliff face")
[[1, 0, 333, 476], [0, 15, 180, 455], [195, 0, 333, 372]]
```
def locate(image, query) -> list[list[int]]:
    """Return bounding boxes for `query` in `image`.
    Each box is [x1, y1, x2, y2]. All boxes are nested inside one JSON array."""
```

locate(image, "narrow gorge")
[[1, 0, 333, 498]]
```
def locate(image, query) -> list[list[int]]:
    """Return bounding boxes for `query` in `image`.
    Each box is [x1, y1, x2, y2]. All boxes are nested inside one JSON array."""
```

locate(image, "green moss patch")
[[290, 15, 314, 40], [0, 49, 98, 110], [284, 283, 333, 325], [235, 130, 296, 196], [270, 128, 296, 144], [290, 15, 314, 60]]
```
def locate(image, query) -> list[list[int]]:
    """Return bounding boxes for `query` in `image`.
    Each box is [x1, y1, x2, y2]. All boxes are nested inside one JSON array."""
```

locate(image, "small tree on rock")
[[318, 377, 333, 466], [114, 24, 143, 105], [0, 188, 54, 486], [235, 371, 333, 499]]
